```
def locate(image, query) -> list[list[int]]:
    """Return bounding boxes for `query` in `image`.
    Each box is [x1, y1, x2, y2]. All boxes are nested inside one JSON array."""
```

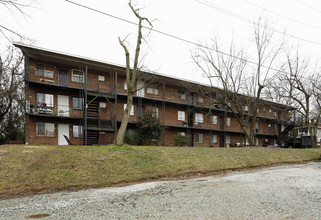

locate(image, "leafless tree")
[[115, 0, 153, 146], [0, 46, 24, 144], [192, 19, 284, 146], [0, 0, 37, 41], [277, 50, 321, 147]]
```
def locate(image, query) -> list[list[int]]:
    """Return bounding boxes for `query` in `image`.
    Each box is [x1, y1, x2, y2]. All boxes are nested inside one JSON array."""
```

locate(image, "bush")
[[174, 134, 189, 146]]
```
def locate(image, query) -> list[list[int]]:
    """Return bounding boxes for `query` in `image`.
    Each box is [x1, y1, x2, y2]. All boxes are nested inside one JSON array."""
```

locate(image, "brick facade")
[[19, 44, 290, 147]]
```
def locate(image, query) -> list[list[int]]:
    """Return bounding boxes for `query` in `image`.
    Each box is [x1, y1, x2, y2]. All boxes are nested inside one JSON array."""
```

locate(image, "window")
[[198, 96, 204, 103], [273, 124, 277, 132], [269, 109, 272, 113], [273, 110, 277, 116], [255, 121, 259, 132], [73, 125, 83, 138], [226, 135, 231, 144], [72, 97, 84, 110], [147, 87, 158, 95], [210, 115, 218, 125], [36, 64, 45, 76], [256, 138, 259, 146], [178, 110, 185, 121], [244, 105, 248, 112], [268, 124, 271, 127], [124, 103, 134, 116], [36, 123, 54, 137], [99, 102, 106, 108], [195, 113, 204, 123], [124, 81, 127, 90], [98, 75, 105, 81], [211, 135, 218, 144], [178, 132, 185, 136], [178, 90, 186, 100], [196, 133, 204, 143], [36, 93, 54, 107], [257, 108, 260, 113], [226, 117, 231, 126], [151, 107, 159, 117], [71, 69, 84, 83]]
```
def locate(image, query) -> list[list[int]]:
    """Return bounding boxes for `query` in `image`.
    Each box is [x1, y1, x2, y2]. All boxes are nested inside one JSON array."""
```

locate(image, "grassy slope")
[[0, 144, 320, 198]]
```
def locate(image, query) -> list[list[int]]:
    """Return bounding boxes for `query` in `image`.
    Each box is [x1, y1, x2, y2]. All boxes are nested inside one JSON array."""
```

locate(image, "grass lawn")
[[0, 144, 320, 199]]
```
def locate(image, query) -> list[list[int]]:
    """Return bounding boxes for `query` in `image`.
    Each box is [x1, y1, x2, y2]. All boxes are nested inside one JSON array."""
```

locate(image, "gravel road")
[[1, 162, 321, 219]]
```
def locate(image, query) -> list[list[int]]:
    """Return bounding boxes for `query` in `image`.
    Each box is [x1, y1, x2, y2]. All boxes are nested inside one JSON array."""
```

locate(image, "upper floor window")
[[196, 133, 204, 143], [147, 87, 158, 95], [178, 132, 185, 136], [273, 110, 277, 116], [244, 105, 248, 112], [98, 75, 105, 81], [197, 96, 204, 103], [73, 125, 83, 138], [36, 64, 45, 76], [36, 63, 54, 78], [195, 113, 204, 123], [226, 117, 231, 126], [36, 122, 54, 137], [178, 110, 185, 121], [124, 81, 127, 90], [210, 115, 218, 125], [124, 103, 134, 116], [71, 69, 84, 83], [72, 97, 84, 110], [151, 107, 159, 118], [178, 90, 186, 100], [36, 93, 54, 107]]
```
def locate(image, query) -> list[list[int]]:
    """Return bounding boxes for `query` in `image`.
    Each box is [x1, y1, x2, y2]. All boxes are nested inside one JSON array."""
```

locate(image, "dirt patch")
[[25, 213, 51, 219]]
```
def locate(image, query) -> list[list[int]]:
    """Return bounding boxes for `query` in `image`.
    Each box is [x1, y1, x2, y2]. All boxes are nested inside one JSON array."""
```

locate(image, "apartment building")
[[15, 43, 294, 147]]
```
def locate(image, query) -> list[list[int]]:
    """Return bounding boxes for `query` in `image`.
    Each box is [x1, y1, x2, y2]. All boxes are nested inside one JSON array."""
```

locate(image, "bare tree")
[[278, 50, 321, 147], [115, 0, 152, 146], [192, 19, 284, 146], [0, 46, 24, 143], [0, 0, 36, 41]]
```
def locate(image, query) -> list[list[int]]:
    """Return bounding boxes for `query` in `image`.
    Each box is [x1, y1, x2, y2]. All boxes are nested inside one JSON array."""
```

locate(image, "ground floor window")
[[226, 135, 231, 144], [196, 133, 204, 143], [36, 122, 55, 137], [211, 134, 218, 144], [73, 125, 83, 138]]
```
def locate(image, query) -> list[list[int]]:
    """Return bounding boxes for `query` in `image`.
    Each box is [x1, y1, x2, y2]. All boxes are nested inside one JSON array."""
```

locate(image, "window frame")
[[195, 113, 204, 123], [147, 87, 158, 95], [178, 110, 185, 121], [36, 122, 55, 137], [195, 133, 204, 143], [124, 103, 134, 116], [72, 97, 84, 110], [36, 93, 54, 108], [211, 134, 218, 144], [71, 69, 84, 83], [226, 117, 231, 126], [73, 125, 83, 138], [178, 90, 186, 100], [210, 115, 218, 125]]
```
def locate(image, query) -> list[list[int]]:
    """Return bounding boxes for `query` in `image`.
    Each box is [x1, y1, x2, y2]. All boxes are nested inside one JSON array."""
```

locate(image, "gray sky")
[[2, 0, 321, 83]]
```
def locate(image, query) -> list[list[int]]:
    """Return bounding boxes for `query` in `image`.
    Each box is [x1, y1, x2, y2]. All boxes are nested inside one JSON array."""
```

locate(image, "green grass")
[[0, 144, 320, 199]]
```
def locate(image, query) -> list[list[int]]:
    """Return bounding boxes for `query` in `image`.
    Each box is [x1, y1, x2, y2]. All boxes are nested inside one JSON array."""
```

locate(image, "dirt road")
[[1, 162, 321, 219]]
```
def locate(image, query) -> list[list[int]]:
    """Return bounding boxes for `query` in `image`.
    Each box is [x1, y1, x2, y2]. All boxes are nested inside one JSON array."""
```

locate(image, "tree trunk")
[[115, 93, 133, 145]]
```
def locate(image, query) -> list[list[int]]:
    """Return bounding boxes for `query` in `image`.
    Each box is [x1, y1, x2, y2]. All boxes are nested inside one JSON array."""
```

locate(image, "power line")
[[194, 0, 321, 46], [296, 0, 321, 14], [241, 0, 321, 31], [64, 0, 301, 80]]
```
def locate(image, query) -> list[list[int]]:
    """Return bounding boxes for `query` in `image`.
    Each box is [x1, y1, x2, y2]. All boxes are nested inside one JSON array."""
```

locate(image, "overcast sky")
[[2, 0, 321, 83]]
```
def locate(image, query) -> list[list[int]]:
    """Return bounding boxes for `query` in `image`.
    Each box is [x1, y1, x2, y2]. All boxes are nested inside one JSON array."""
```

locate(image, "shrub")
[[174, 134, 189, 146]]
